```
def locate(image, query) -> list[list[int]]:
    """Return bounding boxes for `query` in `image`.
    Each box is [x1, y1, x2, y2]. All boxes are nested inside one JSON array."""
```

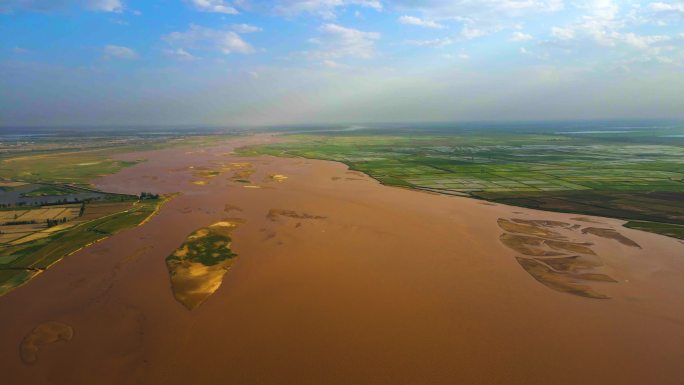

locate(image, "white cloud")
[[519, 46, 548, 59], [87, 0, 123, 12], [392, 0, 564, 19], [546, 1, 675, 49], [511, 31, 533, 41], [542, 1, 621, 47], [443, 51, 470, 60], [186, 0, 238, 14], [232, 23, 263, 33], [646, 1, 684, 23], [323, 59, 341, 68], [0, 0, 124, 13], [104, 45, 137, 59], [164, 25, 254, 55], [649, 1, 684, 14], [621, 32, 671, 49], [392, 1, 563, 43], [405, 37, 454, 48], [537, 2, 682, 68], [461, 25, 485, 39], [577, 0, 619, 19], [398, 15, 445, 29], [272, 0, 382, 19], [163, 48, 196, 61], [551, 26, 575, 40], [307, 23, 380, 59]]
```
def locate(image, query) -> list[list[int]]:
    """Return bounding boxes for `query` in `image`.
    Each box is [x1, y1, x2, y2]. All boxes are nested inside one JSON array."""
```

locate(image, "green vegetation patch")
[[166, 222, 238, 267], [0, 133, 240, 186], [0, 196, 171, 296], [0, 150, 141, 186], [239, 132, 684, 240], [624, 221, 684, 240], [20, 185, 76, 197]]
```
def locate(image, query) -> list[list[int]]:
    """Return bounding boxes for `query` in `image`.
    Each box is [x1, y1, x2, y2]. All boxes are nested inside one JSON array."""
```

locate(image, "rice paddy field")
[[240, 123, 684, 239]]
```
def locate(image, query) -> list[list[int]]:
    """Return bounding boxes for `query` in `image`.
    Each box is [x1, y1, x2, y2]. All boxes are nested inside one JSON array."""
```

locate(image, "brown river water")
[[1, 135, 684, 385]]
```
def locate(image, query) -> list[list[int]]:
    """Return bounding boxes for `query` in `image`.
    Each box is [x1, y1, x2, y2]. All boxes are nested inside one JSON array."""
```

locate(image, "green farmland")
[[240, 129, 684, 239], [0, 196, 170, 296]]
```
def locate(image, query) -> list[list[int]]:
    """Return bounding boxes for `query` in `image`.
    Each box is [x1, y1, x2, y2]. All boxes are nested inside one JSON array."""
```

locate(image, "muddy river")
[[1, 135, 683, 385]]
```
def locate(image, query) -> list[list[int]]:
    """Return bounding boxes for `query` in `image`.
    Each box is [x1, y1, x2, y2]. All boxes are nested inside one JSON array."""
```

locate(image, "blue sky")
[[1, 0, 683, 126]]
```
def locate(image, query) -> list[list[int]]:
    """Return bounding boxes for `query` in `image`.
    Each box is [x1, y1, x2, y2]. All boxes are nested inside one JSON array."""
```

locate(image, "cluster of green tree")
[[1, 198, 88, 209], [43, 198, 80, 205], [46, 217, 68, 228], [3, 220, 37, 226], [139, 192, 160, 200]]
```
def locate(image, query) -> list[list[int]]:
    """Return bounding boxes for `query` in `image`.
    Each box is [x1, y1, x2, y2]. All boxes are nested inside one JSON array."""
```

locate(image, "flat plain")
[[0, 125, 683, 385], [0, 128, 231, 295], [240, 124, 684, 239]]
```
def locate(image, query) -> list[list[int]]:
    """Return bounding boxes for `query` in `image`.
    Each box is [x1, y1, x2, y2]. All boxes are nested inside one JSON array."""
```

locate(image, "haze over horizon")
[[2, 0, 684, 127]]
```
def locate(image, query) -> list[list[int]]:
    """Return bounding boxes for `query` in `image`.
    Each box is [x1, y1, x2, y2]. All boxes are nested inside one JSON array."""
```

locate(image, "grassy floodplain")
[[0, 128, 237, 295], [240, 122, 684, 239], [0, 129, 239, 186], [0, 196, 172, 296]]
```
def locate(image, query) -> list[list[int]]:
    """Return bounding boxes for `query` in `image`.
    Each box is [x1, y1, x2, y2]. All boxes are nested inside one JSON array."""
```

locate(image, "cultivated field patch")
[[239, 132, 684, 239]]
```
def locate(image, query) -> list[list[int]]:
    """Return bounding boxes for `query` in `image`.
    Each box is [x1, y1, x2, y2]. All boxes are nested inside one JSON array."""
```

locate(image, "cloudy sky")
[[1, 0, 683, 126]]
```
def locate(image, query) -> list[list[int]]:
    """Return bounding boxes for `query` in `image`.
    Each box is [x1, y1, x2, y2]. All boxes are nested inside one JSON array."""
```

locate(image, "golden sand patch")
[[211, 221, 240, 229], [538, 255, 603, 273], [512, 219, 574, 229], [227, 162, 251, 168], [234, 170, 254, 180], [20, 321, 74, 364], [498, 217, 618, 299], [166, 220, 241, 310], [571, 217, 605, 224], [224, 204, 242, 213], [516, 258, 615, 300], [269, 174, 288, 182], [0, 180, 27, 188], [192, 180, 208, 186], [545, 239, 596, 256], [266, 209, 327, 222], [192, 168, 221, 179], [500, 234, 566, 257], [221, 162, 255, 181], [497, 218, 565, 239], [581, 227, 641, 248]]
